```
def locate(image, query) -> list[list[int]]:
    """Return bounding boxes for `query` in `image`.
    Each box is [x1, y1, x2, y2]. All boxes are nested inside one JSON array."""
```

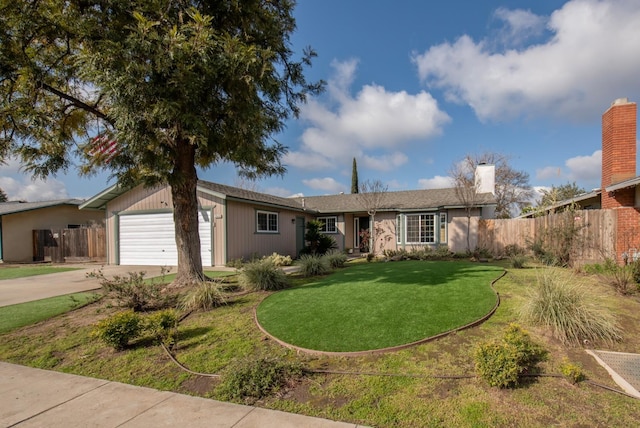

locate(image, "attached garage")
[[119, 211, 212, 266]]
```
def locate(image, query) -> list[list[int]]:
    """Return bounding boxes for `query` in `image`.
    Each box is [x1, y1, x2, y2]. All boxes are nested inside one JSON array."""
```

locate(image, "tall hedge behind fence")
[[478, 209, 616, 265]]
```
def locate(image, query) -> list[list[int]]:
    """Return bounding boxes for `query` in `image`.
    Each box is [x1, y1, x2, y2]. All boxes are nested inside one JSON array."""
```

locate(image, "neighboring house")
[[522, 98, 640, 263], [0, 199, 105, 263], [81, 169, 496, 267]]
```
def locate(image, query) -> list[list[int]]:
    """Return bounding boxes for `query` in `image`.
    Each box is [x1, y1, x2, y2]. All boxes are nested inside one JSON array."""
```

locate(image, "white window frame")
[[439, 212, 448, 244], [404, 213, 437, 244], [256, 210, 279, 233], [318, 216, 338, 233]]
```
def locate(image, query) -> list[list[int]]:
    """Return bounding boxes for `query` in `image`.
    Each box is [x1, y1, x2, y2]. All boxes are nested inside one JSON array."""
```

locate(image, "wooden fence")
[[478, 209, 616, 265], [33, 227, 106, 263]]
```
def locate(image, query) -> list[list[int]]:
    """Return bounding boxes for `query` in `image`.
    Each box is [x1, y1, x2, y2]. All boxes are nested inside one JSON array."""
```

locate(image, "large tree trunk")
[[169, 141, 205, 287]]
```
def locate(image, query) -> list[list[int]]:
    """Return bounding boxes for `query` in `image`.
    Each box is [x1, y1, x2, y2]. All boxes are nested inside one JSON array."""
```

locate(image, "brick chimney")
[[601, 98, 637, 209]]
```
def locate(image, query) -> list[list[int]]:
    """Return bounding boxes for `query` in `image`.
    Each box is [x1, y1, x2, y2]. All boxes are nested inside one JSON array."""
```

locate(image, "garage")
[[119, 211, 212, 266]]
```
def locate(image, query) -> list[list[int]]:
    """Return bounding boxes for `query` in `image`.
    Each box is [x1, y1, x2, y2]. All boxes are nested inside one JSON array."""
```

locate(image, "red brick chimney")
[[601, 98, 637, 209]]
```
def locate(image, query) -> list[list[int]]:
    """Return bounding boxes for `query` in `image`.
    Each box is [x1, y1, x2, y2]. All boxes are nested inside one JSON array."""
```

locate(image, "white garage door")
[[119, 211, 212, 266]]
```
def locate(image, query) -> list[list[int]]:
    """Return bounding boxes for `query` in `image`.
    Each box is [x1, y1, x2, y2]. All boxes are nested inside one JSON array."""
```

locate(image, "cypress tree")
[[351, 158, 359, 194]]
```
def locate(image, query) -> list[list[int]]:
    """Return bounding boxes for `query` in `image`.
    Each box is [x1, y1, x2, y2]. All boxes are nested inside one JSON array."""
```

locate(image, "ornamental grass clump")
[[520, 269, 622, 346], [179, 281, 227, 312], [297, 254, 331, 277], [323, 249, 348, 268], [238, 260, 289, 291]]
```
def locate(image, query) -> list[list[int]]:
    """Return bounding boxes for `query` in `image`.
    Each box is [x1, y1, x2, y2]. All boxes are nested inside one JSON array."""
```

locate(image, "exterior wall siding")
[[2, 206, 104, 263], [225, 200, 305, 262], [372, 212, 398, 254], [448, 208, 480, 253]]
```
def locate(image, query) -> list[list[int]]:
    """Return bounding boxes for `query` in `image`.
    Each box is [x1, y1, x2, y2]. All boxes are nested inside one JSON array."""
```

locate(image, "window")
[[404, 213, 437, 244], [318, 216, 337, 233], [257, 210, 278, 233], [439, 213, 448, 244]]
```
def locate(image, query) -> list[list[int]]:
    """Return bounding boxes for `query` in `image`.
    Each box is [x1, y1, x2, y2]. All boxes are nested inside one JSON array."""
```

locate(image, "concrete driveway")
[[0, 264, 174, 307]]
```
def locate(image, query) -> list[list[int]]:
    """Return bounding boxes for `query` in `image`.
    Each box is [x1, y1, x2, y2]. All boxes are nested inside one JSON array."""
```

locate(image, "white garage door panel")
[[120, 212, 212, 266]]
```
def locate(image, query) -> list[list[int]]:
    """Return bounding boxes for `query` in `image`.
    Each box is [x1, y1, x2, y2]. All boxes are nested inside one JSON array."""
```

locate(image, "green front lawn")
[[257, 261, 502, 352], [0, 292, 101, 334], [0, 265, 80, 280]]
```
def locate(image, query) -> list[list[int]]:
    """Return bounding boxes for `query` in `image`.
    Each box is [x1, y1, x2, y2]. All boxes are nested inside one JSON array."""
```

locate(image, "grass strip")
[[0, 266, 80, 280], [257, 260, 502, 352], [0, 292, 100, 334]]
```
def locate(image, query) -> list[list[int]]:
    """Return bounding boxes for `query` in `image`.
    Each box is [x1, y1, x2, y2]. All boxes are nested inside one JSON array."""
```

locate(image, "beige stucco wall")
[[447, 208, 480, 253], [2, 206, 104, 263]]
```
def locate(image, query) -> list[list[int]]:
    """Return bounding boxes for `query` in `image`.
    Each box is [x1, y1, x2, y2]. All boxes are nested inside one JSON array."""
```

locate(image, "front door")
[[295, 216, 306, 256], [354, 216, 370, 252]]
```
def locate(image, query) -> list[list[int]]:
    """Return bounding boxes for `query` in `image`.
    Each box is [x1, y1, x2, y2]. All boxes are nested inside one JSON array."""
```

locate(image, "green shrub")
[[324, 249, 348, 268], [262, 252, 293, 267], [559, 358, 585, 384], [520, 269, 622, 345], [510, 254, 527, 269], [298, 254, 331, 277], [180, 281, 227, 312], [301, 220, 337, 255], [216, 357, 302, 404], [603, 266, 636, 295], [582, 258, 618, 275], [366, 252, 375, 262], [145, 309, 178, 344], [225, 258, 245, 269], [504, 244, 525, 257], [433, 245, 451, 259], [238, 260, 289, 291], [91, 310, 143, 350], [474, 324, 546, 388], [88, 269, 174, 311]]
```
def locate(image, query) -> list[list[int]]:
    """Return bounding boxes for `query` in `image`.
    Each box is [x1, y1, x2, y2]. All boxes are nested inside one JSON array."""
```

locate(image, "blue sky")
[[2, 0, 640, 204]]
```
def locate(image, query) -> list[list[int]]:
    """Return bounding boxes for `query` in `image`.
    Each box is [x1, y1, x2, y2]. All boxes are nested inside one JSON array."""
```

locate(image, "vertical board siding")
[[478, 209, 616, 265], [225, 200, 301, 261]]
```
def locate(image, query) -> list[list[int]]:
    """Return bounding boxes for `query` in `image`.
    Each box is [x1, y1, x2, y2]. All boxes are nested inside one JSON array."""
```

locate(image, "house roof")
[[298, 188, 496, 213], [0, 199, 85, 216], [197, 181, 307, 211], [517, 189, 602, 218], [606, 175, 640, 192], [80, 180, 496, 214]]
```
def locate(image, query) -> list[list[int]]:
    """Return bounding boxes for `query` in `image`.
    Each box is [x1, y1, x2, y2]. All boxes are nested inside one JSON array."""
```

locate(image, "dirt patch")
[[179, 376, 219, 396]]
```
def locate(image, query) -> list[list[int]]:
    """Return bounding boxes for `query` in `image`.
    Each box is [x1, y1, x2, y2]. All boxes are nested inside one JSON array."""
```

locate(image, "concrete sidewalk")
[[1, 362, 365, 428]]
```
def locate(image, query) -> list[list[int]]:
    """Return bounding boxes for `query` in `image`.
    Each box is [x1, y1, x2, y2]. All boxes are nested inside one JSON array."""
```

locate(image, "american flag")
[[88, 134, 118, 163]]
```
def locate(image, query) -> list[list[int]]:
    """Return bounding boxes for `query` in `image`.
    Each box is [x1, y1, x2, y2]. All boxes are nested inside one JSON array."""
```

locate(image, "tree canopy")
[[0, 0, 322, 285], [537, 182, 587, 208], [454, 152, 534, 219], [0, 187, 7, 202]]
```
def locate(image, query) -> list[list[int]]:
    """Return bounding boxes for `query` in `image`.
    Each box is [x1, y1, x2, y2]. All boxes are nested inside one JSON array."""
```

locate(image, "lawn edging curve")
[[254, 269, 507, 357]]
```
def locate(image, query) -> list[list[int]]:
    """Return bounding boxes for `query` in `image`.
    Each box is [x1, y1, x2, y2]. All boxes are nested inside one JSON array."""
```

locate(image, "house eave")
[[605, 177, 640, 193]]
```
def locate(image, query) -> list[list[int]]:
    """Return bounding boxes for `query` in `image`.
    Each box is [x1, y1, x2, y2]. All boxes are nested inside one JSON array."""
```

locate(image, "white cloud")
[[302, 177, 348, 194], [536, 166, 564, 181], [386, 179, 407, 190], [0, 176, 69, 201], [264, 186, 297, 198], [413, 0, 640, 121], [0, 156, 70, 201], [493, 7, 546, 48], [566, 150, 601, 181], [361, 152, 408, 172], [418, 175, 454, 189], [286, 59, 451, 171]]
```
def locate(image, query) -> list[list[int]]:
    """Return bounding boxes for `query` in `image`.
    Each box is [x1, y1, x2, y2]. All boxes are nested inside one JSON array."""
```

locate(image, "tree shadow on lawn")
[[297, 260, 504, 290]]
